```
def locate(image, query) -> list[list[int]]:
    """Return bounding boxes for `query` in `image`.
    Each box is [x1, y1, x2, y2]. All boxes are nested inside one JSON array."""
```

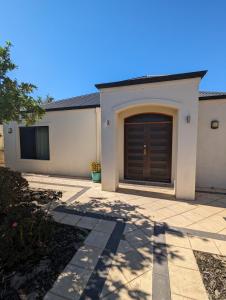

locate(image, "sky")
[[1, 0, 226, 100]]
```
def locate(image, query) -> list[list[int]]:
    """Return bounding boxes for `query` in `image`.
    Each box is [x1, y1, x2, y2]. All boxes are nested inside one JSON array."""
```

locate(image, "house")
[[3, 70, 226, 200]]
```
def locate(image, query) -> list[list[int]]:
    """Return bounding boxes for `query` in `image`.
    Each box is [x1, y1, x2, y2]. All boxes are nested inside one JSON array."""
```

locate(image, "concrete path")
[[25, 173, 226, 300]]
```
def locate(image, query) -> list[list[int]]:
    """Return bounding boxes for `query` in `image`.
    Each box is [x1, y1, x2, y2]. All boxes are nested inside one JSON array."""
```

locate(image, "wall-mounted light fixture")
[[186, 115, 191, 123], [105, 120, 110, 127], [8, 128, 13, 134], [211, 120, 219, 129]]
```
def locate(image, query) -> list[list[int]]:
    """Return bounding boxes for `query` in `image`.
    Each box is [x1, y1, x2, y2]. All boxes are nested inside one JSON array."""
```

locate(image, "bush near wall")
[[0, 167, 29, 214], [0, 167, 56, 271]]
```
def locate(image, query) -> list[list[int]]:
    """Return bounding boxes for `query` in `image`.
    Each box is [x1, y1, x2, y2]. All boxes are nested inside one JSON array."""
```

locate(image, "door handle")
[[143, 144, 147, 155]]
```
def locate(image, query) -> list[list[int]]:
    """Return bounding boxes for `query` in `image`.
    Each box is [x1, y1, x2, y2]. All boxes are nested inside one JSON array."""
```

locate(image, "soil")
[[24, 189, 63, 206], [0, 222, 89, 300], [194, 250, 226, 300]]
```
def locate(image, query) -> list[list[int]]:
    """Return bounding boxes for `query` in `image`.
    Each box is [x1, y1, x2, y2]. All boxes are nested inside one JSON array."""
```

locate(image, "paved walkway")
[[25, 173, 226, 300]]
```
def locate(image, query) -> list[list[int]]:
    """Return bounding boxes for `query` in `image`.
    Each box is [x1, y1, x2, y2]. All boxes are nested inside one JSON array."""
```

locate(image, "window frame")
[[19, 125, 50, 161]]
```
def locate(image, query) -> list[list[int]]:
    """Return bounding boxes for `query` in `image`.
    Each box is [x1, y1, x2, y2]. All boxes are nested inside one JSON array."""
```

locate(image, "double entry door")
[[124, 113, 172, 183]]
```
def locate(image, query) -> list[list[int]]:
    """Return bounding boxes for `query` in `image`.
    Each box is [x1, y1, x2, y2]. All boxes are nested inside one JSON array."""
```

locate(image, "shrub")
[[0, 203, 54, 271], [90, 161, 101, 172], [0, 203, 56, 271], [0, 167, 57, 272], [0, 167, 29, 214]]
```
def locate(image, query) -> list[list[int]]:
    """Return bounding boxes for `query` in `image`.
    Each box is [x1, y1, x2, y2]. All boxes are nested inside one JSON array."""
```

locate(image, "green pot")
[[91, 172, 101, 183]]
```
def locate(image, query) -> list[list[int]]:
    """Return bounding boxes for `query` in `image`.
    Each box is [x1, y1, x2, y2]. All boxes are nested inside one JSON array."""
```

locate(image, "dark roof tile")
[[44, 92, 100, 111], [95, 71, 207, 89], [43, 87, 226, 112], [199, 91, 226, 100]]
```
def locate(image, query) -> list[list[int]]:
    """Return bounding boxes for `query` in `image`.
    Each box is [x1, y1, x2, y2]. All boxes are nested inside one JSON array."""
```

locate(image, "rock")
[[215, 289, 220, 298], [33, 194, 41, 200], [3, 288, 21, 300], [27, 291, 39, 300], [10, 274, 26, 289], [194, 251, 226, 300], [35, 259, 51, 273]]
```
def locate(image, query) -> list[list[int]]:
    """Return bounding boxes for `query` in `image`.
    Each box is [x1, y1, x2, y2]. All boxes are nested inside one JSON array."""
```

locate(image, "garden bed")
[[0, 221, 89, 300], [194, 250, 226, 300], [0, 167, 91, 299]]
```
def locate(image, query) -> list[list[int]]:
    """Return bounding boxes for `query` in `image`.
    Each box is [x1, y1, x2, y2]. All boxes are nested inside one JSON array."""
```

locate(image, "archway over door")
[[124, 113, 172, 183]]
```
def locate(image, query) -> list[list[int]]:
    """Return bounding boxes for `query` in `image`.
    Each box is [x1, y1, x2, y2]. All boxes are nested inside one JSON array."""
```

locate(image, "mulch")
[[0, 222, 89, 300], [194, 250, 226, 300], [0, 186, 89, 300]]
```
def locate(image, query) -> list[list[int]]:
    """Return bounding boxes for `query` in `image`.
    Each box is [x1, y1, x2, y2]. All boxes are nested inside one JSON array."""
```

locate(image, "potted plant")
[[90, 162, 101, 183]]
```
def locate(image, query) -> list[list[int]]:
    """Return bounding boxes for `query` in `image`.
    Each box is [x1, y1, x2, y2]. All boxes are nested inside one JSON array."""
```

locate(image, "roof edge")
[[95, 70, 208, 89], [199, 95, 226, 101], [45, 104, 100, 112]]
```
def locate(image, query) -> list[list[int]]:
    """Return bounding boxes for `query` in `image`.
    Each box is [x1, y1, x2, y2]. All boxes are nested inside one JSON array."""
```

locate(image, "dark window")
[[20, 126, 50, 160]]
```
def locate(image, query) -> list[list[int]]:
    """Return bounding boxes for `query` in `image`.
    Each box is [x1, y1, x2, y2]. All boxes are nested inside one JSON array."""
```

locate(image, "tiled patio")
[[25, 173, 226, 300]]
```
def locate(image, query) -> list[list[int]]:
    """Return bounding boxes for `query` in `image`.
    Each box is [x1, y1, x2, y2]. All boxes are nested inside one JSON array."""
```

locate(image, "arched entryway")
[[124, 113, 173, 182]]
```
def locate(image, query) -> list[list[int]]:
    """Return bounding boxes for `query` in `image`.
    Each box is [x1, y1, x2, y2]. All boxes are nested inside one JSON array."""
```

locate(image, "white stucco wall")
[[4, 108, 100, 177], [196, 99, 226, 189], [100, 78, 201, 200]]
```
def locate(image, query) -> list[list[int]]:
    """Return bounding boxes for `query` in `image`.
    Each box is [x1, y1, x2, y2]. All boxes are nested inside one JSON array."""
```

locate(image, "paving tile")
[[113, 250, 151, 282], [61, 191, 81, 203], [192, 206, 223, 218], [188, 235, 220, 254], [163, 215, 193, 227], [125, 229, 151, 249], [100, 265, 128, 298], [171, 294, 192, 300], [117, 240, 135, 254], [51, 211, 67, 222], [165, 232, 191, 249], [187, 223, 208, 232], [144, 201, 171, 212], [218, 228, 226, 235], [213, 239, 226, 256], [136, 242, 153, 267], [84, 230, 110, 249], [152, 273, 170, 299], [51, 264, 92, 300], [77, 216, 99, 229], [168, 204, 193, 215], [94, 219, 116, 234], [137, 220, 155, 237], [216, 209, 226, 217], [180, 210, 205, 223], [152, 207, 178, 220], [70, 245, 103, 270], [61, 214, 81, 226], [29, 176, 226, 300], [195, 215, 226, 233], [101, 270, 152, 300], [167, 246, 198, 270], [123, 223, 138, 234], [44, 292, 65, 300], [127, 270, 152, 298], [168, 264, 208, 300]]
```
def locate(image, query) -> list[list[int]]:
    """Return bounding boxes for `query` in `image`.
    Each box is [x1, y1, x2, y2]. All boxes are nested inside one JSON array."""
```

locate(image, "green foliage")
[[0, 41, 52, 125], [0, 167, 57, 271], [0, 167, 29, 214], [0, 203, 55, 271], [90, 161, 101, 172]]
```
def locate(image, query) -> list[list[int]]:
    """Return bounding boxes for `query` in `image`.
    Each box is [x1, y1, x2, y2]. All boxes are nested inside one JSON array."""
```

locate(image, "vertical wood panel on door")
[[124, 114, 172, 182]]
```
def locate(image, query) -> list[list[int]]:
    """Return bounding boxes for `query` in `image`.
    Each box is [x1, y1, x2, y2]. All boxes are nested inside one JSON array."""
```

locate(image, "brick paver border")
[[54, 206, 126, 299], [152, 224, 171, 300], [166, 225, 226, 241]]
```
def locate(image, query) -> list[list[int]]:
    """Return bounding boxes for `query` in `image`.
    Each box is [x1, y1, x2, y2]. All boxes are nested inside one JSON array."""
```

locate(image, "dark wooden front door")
[[124, 114, 172, 182]]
